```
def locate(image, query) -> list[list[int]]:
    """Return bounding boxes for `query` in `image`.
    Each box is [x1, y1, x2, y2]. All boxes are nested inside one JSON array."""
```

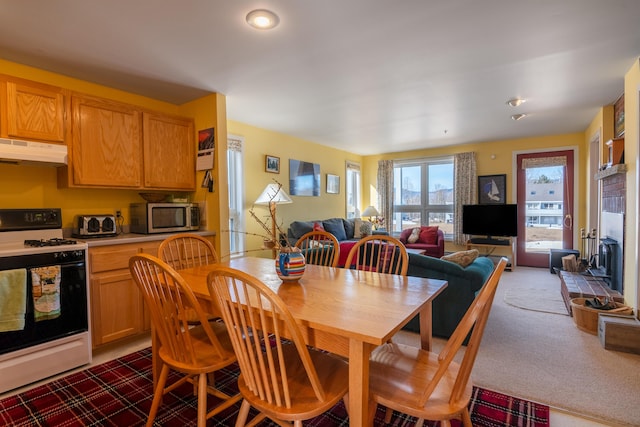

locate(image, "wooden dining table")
[[157, 256, 447, 427]]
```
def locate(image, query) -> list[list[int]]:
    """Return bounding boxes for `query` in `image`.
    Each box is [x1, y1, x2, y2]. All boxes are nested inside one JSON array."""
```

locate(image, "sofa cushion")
[[418, 226, 439, 244], [342, 219, 355, 239], [322, 218, 347, 241], [441, 249, 479, 267], [290, 220, 315, 240], [407, 227, 420, 243]]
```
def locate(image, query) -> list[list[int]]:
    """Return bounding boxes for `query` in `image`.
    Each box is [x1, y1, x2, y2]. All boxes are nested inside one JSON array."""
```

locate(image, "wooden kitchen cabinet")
[[59, 94, 196, 190], [66, 95, 143, 188], [88, 241, 160, 347], [143, 112, 195, 190], [1, 76, 65, 143]]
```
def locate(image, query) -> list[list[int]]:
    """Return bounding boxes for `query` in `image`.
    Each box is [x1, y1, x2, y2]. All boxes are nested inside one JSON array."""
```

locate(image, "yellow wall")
[[179, 93, 226, 252], [623, 59, 639, 310], [226, 120, 362, 257]]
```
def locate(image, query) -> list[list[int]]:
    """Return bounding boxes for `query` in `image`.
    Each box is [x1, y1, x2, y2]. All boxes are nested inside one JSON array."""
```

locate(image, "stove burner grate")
[[24, 238, 78, 247]]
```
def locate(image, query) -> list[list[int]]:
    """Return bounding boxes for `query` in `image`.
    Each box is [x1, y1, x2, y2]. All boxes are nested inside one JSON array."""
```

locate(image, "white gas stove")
[[0, 208, 91, 394]]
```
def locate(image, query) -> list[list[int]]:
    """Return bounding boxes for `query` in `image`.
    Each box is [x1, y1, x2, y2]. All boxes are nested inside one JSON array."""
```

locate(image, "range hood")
[[0, 138, 67, 166]]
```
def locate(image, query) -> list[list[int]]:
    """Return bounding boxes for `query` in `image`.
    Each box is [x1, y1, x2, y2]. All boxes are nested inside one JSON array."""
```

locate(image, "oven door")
[[0, 257, 88, 355]]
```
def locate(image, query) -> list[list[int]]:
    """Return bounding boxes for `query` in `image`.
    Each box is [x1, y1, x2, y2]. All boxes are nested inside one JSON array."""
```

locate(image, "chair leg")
[[197, 373, 208, 427], [367, 401, 378, 425], [235, 399, 252, 427], [415, 418, 425, 427], [383, 407, 393, 423], [461, 408, 472, 427], [146, 364, 170, 427]]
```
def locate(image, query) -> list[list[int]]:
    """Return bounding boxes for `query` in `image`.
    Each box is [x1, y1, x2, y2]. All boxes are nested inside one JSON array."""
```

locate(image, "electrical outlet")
[[116, 210, 122, 218]]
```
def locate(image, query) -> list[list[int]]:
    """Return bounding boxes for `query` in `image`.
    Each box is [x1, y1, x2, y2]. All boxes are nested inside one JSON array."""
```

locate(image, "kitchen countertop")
[[72, 230, 216, 247]]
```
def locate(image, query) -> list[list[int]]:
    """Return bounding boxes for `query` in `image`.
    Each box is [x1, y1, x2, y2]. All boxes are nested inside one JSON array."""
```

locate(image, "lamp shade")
[[255, 183, 292, 205], [362, 205, 380, 217]]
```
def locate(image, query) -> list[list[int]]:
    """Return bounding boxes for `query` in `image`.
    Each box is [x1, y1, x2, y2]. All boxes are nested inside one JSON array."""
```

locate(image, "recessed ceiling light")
[[506, 98, 526, 107], [246, 9, 280, 30], [511, 113, 527, 121]]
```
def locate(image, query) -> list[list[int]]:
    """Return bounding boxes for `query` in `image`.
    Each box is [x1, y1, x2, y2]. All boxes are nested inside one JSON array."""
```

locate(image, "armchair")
[[398, 227, 445, 258]]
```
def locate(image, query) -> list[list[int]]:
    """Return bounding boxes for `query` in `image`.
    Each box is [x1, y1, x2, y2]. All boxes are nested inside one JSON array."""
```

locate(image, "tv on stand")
[[462, 204, 518, 244]]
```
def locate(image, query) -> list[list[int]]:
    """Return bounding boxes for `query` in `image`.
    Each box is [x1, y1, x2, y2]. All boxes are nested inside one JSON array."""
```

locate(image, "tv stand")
[[467, 236, 516, 271]]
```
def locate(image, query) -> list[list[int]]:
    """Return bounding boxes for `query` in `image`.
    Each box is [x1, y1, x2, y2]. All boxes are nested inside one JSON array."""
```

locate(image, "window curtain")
[[521, 156, 566, 169], [454, 152, 476, 245], [377, 160, 394, 227]]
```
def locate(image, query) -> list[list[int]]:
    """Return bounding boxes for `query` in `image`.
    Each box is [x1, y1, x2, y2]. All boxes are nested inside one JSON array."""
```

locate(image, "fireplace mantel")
[[595, 163, 627, 180]]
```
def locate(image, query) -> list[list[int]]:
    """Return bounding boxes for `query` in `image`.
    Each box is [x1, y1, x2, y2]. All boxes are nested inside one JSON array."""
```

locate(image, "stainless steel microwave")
[[129, 203, 200, 234]]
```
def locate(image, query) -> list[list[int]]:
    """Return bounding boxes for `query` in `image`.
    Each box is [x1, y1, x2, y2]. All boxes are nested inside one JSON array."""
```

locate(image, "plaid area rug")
[[0, 348, 549, 426]]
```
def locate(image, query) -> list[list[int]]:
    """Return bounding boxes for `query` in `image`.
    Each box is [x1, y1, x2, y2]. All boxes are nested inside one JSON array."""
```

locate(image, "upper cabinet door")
[[142, 112, 195, 190], [5, 80, 65, 143], [71, 95, 142, 187]]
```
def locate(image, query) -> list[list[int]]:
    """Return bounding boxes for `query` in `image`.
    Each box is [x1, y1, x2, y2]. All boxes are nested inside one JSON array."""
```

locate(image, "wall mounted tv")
[[289, 159, 321, 196], [462, 204, 518, 238]]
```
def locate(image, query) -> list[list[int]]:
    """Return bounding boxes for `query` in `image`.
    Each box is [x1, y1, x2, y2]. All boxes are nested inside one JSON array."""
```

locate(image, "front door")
[[516, 150, 575, 267]]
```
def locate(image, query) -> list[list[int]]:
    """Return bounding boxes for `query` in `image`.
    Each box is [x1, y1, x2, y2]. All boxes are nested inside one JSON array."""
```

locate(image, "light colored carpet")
[[503, 273, 569, 315], [396, 266, 640, 427]]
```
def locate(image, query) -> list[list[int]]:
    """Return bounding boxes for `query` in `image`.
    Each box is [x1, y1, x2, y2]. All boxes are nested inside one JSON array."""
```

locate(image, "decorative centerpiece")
[[276, 246, 306, 281], [250, 181, 306, 281]]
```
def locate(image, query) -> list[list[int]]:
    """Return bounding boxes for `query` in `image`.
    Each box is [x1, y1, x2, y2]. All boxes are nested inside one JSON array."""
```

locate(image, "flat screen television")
[[289, 159, 321, 196], [462, 204, 518, 238]]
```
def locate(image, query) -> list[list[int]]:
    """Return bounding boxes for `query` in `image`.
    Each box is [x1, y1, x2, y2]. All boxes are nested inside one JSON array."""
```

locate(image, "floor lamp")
[[255, 183, 293, 258]]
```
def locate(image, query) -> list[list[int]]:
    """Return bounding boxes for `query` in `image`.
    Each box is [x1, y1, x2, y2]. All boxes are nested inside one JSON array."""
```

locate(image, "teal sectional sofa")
[[403, 252, 495, 339]]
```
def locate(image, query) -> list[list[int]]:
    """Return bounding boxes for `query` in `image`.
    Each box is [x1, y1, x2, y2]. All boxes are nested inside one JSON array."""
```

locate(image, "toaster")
[[72, 214, 117, 238]]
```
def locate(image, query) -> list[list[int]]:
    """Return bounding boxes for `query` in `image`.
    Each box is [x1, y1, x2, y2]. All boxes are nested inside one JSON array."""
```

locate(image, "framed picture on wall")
[[478, 174, 506, 204], [265, 155, 280, 173], [326, 174, 340, 194]]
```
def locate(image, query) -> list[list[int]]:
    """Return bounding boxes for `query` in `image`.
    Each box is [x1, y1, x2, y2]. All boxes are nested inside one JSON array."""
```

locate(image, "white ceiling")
[[1, 0, 639, 155]]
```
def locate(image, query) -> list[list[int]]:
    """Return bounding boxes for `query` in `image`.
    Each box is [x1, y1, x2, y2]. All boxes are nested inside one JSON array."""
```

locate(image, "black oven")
[[0, 249, 88, 355]]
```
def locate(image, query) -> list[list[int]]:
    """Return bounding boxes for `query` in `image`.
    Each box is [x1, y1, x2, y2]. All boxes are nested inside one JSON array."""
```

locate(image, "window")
[[392, 157, 454, 238], [345, 161, 361, 218], [227, 135, 245, 256]]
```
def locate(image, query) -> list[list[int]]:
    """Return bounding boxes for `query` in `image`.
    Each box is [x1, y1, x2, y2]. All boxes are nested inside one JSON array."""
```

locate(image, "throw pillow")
[[441, 249, 479, 267], [407, 227, 420, 243], [359, 220, 373, 237], [313, 222, 325, 231], [418, 226, 439, 244], [399, 227, 415, 243], [322, 218, 347, 241], [353, 218, 363, 238]]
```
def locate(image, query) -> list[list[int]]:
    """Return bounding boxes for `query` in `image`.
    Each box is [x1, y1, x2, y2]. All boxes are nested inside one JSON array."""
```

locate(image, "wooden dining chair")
[[158, 233, 219, 325], [368, 258, 508, 427], [158, 233, 218, 270], [129, 254, 241, 427], [344, 234, 408, 275], [294, 230, 340, 267], [207, 265, 350, 427]]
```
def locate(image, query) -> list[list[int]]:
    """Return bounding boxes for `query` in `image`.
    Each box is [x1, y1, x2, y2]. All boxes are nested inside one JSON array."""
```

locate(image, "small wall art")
[[326, 174, 340, 194], [478, 174, 506, 204], [197, 128, 215, 171], [265, 155, 280, 173]]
